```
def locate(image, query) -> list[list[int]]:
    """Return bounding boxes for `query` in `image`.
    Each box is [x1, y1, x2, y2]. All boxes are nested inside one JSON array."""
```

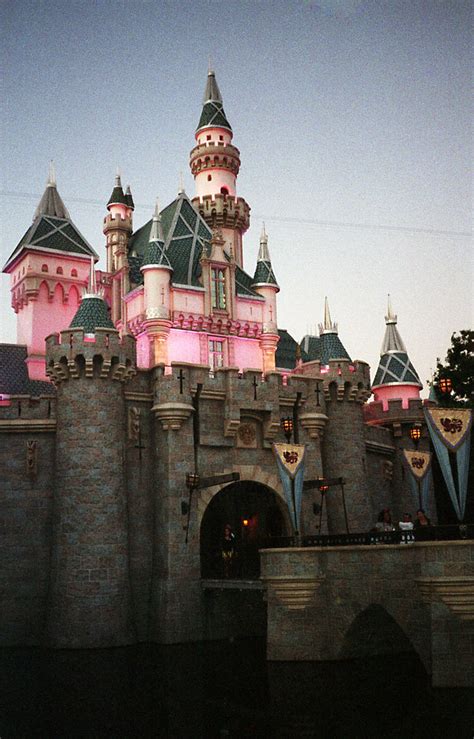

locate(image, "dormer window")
[[211, 268, 226, 310]]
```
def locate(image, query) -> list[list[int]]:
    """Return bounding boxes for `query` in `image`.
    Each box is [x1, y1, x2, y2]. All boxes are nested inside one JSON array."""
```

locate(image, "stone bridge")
[[260, 540, 474, 687]]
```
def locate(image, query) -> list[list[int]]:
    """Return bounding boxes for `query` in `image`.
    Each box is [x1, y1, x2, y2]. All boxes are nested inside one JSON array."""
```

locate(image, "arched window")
[[220, 186, 229, 196], [56, 266, 63, 275], [207, 174, 212, 181], [211, 268, 226, 310], [41, 264, 48, 273], [71, 268, 78, 277]]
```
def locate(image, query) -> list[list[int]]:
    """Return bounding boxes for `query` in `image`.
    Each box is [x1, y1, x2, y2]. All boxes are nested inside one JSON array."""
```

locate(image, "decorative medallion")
[[238, 422, 257, 447], [403, 449, 432, 480]]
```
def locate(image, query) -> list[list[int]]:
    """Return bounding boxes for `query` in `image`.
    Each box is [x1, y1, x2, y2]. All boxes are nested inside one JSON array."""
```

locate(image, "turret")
[[2, 163, 97, 381], [300, 298, 352, 367], [45, 260, 136, 647], [251, 225, 280, 373], [140, 201, 173, 366], [103, 170, 133, 325], [371, 296, 422, 410], [190, 68, 250, 268]]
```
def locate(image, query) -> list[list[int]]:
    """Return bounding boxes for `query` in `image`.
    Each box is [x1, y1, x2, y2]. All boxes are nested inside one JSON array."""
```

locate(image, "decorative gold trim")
[[0, 419, 56, 433], [416, 577, 474, 621], [262, 576, 325, 610]]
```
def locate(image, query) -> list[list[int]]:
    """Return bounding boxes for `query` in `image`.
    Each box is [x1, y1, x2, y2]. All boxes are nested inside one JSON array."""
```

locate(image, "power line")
[[1, 190, 471, 239]]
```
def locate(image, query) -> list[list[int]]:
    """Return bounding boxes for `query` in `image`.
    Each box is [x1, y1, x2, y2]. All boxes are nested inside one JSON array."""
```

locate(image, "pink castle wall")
[[372, 384, 421, 411]]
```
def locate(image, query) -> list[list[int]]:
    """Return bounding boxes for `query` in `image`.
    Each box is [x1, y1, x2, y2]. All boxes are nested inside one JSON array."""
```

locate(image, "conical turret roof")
[[34, 161, 70, 220], [141, 201, 172, 271], [125, 185, 135, 210], [251, 225, 279, 289], [372, 297, 422, 388], [197, 69, 232, 133], [69, 259, 115, 333], [107, 171, 128, 207], [300, 298, 351, 365]]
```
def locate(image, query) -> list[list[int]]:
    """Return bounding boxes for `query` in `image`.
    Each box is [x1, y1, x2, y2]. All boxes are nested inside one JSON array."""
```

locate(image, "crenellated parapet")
[[190, 141, 241, 177], [192, 193, 250, 234], [364, 397, 431, 429], [45, 328, 136, 385], [295, 358, 372, 404]]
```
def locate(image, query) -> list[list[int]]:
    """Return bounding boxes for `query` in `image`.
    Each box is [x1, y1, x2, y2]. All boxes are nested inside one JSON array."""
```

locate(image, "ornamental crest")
[[272, 443, 306, 479], [403, 449, 432, 480], [424, 408, 472, 451], [237, 422, 257, 448]]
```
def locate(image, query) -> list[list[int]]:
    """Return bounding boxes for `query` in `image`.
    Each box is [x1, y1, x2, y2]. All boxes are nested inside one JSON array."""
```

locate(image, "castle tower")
[[45, 263, 136, 647], [103, 171, 133, 326], [371, 296, 422, 410], [190, 68, 250, 268], [140, 201, 173, 366], [251, 225, 280, 373], [2, 163, 97, 381]]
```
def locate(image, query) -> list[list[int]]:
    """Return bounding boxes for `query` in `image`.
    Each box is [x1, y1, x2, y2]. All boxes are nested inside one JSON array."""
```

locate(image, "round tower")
[[251, 225, 280, 373], [103, 171, 133, 325], [140, 201, 173, 366], [45, 267, 136, 647], [190, 68, 250, 267]]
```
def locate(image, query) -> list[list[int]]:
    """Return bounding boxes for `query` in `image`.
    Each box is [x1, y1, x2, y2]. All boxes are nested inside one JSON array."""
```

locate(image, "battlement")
[[45, 328, 136, 384], [295, 358, 372, 403], [0, 394, 56, 424], [190, 142, 241, 176], [103, 212, 133, 234], [364, 397, 432, 426], [192, 194, 250, 233]]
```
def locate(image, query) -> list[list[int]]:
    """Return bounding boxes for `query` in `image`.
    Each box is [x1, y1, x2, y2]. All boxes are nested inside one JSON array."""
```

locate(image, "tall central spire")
[[380, 294, 407, 354], [196, 69, 232, 132]]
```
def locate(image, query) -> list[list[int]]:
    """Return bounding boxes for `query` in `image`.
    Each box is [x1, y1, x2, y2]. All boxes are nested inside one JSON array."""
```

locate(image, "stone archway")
[[200, 476, 290, 579]]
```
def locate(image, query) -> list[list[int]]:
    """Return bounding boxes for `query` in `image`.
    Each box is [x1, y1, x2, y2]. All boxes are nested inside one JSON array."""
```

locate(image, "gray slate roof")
[[0, 344, 54, 396], [69, 296, 115, 333], [276, 329, 309, 370]]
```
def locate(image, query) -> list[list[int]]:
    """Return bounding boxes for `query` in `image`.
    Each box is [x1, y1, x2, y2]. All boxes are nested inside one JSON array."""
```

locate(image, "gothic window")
[[41, 264, 48, 272], [208, 175, 212, 181], [220, 186, 229, 196], [56, 266, 63, 275], [209, 338, 225, 371], [211, 268, 226, 310], [71, 269, 78, 277]]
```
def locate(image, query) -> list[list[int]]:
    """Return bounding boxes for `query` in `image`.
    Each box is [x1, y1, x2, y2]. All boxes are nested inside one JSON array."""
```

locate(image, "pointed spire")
[[107, 168, 128, 207], [87, 256, 97, 296], [69, 258, 114, 333], [125, 185, 134, 210], [319, 297, 338, 335], [197, 68, 232, 132], [380, 296, 407, 354], [33, 163, 70, 220], [251, 226, 279, 289], [47, 160, 56, 187], [141, 200, 172, 271], [372, 299, 422, 391], [178, 171, 185, 196]]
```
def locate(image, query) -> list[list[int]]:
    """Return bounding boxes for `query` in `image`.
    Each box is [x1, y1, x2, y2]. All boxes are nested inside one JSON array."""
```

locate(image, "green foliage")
[[432, 330, 474, 407]]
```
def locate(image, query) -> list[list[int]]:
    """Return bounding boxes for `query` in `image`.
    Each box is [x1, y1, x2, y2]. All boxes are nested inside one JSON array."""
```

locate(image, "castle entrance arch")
[[200, 481, 288, 579]]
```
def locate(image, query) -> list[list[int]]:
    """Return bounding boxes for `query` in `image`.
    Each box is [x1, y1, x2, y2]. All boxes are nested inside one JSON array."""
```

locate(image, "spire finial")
[[47, 160, 56, 187], [208, 55, 213, 74], [385, 294, 397, 324], [319, 297, 338, 335], [83, 256, 99, 298], [115, 167, 121, 187], [149, 199, 163, 243], [257, 223, 270, 262], [178, 171, 185, 195], [260, 222, 267, 242]]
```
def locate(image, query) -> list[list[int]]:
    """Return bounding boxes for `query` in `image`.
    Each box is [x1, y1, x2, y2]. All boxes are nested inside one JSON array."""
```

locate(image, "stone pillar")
[[45, 330, 137, 647]]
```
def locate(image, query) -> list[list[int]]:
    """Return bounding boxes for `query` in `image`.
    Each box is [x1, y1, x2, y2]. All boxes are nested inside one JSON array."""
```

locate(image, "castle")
[[0, 70, 435, 649]]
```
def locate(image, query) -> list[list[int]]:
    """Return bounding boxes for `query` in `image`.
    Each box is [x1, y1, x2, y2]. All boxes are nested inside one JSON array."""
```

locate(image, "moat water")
[[1, 639, 472, 738]]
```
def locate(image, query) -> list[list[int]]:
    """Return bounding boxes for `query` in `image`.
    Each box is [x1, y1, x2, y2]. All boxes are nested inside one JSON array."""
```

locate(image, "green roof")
[[3, 215, 96, 271], [128, 194, 259, 297], [373, 352, 422, 387], [107, 185, 128, 206], [70, 296, 115, 333], [252, 259, 278, 287], [142, 238, 172, 270], [300, 333, 351, 365], [276, 329, 309, 370], [197, 101, 232, 132]]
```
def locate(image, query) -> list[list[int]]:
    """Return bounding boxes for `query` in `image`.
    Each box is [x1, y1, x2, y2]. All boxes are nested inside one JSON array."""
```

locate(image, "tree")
[[432, 330, 474, 407]]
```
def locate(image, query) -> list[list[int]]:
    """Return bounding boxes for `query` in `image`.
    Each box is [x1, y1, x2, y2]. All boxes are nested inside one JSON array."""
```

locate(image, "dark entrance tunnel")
[[200, 481, 288, 579]]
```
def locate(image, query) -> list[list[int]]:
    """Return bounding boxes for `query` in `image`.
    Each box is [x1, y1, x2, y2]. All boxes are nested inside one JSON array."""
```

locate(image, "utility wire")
[[1, 189, 471, 239]]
